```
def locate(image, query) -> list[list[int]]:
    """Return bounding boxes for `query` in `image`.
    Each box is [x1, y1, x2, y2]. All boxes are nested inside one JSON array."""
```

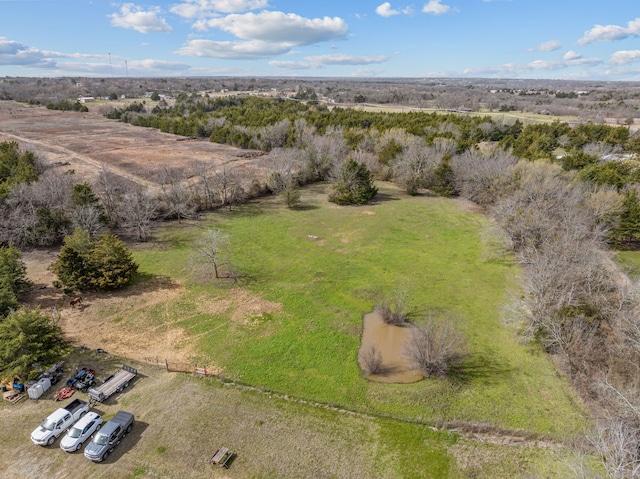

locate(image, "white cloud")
[[269, 53, 390, 70], [0, 37, 55, 67], [201, 11, 348, 46], [128, 59, 191, 71], [268, 60, 318, 70], [170, 0, 268, 18], [464, 55, 602, 77], [528, 60, 565, 71], [305, 53, 390, 66], [351, 68, 384, 77], [376, 2, 400, 17], [175, 39, 291, 59], [109, 4, 172, 33], [563, 50, 581, 61], [610, 50, 640, 65], [422, 0, 451, 15], [577, 18, 640, 45], [529, 40, 561, 52]]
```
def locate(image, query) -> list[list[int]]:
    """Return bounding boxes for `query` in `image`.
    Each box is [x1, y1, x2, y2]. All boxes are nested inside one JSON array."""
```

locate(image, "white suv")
[[60, 412, 102, 452]]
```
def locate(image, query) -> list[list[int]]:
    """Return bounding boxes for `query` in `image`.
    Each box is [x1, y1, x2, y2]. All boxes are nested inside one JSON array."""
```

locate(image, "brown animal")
[[69, 297, 83, 309]]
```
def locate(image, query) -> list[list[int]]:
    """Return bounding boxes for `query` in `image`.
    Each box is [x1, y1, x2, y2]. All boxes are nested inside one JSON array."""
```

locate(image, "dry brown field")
[[0, 101, 270, 189]]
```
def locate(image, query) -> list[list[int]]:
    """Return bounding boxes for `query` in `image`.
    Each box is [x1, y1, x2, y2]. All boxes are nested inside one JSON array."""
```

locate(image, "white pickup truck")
[[31, 398, 90, 446]]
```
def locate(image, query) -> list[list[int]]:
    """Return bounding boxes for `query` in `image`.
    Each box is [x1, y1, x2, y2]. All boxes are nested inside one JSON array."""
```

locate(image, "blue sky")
[[1, 0, 640, 79]]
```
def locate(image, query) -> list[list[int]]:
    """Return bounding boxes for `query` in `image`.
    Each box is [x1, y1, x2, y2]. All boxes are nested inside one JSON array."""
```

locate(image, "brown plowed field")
[[0, 101, 269, 188]]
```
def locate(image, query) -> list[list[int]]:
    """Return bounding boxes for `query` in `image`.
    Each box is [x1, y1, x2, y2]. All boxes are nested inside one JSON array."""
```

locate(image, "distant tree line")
[[46, 100, 88, 112]]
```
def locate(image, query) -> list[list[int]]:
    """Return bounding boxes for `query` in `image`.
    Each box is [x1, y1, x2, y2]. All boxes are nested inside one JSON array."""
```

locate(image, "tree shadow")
[[370, 192, 401, 204], [446, 353, 514, 385], [290, 203, 320, 211]]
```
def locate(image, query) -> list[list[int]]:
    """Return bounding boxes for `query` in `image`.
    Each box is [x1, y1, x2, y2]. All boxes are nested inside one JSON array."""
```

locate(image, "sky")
[[1, 0, 640, 80]]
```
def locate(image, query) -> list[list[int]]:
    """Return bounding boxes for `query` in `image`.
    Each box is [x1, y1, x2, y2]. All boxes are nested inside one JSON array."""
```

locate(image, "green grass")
[[615, 249, 640, 277], [132, 182, 588, 438]]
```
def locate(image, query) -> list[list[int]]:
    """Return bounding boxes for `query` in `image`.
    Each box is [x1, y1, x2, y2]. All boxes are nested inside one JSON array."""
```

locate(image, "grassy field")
[[128, 182, 588, 437], [2, 182, 594, 478]]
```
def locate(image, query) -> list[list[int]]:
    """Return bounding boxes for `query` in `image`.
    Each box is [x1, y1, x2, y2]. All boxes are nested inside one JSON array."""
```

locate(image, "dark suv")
[[84, 411, 134, 462]]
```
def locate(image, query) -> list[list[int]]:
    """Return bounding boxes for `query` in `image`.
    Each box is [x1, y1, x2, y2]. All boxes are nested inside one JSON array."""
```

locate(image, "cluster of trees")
[[0, 245, 68, 381], [46, 100, 88, 112], [50, 228, 138, 292], [0, 141, 161, 246]]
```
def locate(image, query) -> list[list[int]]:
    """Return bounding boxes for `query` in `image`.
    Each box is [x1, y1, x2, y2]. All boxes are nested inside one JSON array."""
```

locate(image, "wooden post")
[[165, 358, 169, 371]]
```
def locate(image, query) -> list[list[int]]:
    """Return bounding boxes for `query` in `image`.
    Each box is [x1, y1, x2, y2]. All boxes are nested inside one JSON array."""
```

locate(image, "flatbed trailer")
[[88, 365, 136, 403]]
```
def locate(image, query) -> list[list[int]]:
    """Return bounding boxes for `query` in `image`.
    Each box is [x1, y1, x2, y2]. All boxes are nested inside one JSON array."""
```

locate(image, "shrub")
[[403, 316, 467, 377]]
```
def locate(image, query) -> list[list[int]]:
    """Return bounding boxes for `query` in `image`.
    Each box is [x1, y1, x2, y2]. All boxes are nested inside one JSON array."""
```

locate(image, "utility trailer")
[[87, 365, 136, 403]]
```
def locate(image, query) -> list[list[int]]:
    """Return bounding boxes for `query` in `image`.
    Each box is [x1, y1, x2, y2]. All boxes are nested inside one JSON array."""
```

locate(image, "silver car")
[[60, 412, 102, 452]]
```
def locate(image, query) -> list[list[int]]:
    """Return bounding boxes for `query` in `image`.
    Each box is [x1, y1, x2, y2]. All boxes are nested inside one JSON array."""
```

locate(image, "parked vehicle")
[[60, 411, 102, 452], [66, 367, 96, 392], [31, 398, 90, 446], [88, 365, 136, 403], [84, 411, 134, 462]]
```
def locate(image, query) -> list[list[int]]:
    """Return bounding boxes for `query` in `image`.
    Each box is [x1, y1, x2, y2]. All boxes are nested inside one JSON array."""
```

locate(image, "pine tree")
[[329, 159, 378, 206], [0, 308, 69, 379], [90, 232, 138, 289], [50, 228, 138, 291]]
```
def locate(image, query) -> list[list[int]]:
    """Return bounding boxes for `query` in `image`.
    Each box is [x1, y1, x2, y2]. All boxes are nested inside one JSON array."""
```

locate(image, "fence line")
[[143, 357, 214, 376]]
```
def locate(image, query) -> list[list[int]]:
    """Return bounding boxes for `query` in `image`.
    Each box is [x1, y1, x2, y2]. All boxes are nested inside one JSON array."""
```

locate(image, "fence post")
[[165, 358, 169, 371]]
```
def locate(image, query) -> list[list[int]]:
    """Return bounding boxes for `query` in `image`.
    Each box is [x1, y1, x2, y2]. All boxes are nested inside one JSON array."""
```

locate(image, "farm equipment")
[[54, 387, 75, 401], [12, 377, 25, 393], [66, 367, 96, 392], [40, 361, 65, 385], [88, 365, 137, 403]]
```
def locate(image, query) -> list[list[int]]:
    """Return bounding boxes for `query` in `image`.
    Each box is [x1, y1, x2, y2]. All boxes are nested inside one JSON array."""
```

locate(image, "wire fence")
[[143, 357, 215, 376]]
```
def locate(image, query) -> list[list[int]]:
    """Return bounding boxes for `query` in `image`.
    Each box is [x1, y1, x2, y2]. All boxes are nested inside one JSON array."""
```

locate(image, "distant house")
[[78, 95, 95, 103]]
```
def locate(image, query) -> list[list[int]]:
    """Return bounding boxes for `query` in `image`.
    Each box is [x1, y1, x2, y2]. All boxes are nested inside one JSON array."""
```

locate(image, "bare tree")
[[159, 167, 197, 222], [450, 149, 517, 206], [375, 288, 409, 326], [70, 205, 105, 238], [589, 417, 640, 479], [211, 166, 245, 210], [119, 188, 157, 241], [301, 131, 347, 183], [266, 147, 303, 194], [191, 228, 233, 280], [358, 346, 385, 375], [393, 141, 438, 195], [403, 315, 467, 377], [191, 160, 217, 210]]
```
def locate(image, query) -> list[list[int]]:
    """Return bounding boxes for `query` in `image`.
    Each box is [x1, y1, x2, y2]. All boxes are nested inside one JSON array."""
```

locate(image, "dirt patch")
[[20, 248, 283, 366], [198, 289, 282, 325], [358, 311, 424, 383], [0, 101, 270, 189], [20, 248, 192, 363]]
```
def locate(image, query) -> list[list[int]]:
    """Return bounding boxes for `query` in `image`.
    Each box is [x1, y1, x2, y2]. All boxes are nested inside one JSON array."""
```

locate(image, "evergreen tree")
[[90, 232, 138, 289], [430, 153, 456, 197], [0, 308, 69, 380], [0, 141, 38, 199], [610, 190, 640, 244], [0, 243, 32, 298], [329, 159, 378, 206], [50, 228, 138, 291], [0, 282, 18, 318]]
